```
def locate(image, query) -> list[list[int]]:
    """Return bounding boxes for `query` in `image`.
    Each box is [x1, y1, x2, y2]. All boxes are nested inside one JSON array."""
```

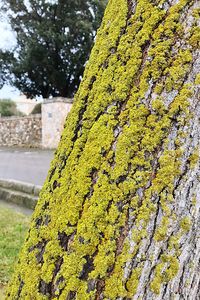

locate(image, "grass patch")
[[0, 204, 30, 287]]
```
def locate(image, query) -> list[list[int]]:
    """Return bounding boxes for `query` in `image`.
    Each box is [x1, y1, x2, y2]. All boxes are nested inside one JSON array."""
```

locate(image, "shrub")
[[31, 103, 41, 114], [0, 99, 23, 117]]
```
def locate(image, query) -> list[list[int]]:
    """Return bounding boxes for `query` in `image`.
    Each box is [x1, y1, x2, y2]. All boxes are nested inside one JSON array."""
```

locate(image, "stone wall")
[[42, 98, 73, 149], [0, 114, 42, 147], [0, 98, 73, 149]]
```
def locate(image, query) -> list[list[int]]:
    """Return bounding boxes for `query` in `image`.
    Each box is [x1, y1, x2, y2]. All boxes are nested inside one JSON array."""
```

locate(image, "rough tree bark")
[[6, 0, 200, 299]]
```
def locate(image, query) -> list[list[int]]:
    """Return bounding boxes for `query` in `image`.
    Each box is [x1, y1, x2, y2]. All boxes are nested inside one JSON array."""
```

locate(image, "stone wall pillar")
[[42, 97, 73, 149]]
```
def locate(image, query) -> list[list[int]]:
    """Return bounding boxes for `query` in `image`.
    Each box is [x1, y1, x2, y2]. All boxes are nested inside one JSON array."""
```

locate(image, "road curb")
[[0, 179, 42, 210]]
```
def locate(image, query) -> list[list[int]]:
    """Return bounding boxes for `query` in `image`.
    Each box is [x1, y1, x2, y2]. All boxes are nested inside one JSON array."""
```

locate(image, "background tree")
[[0, 51, 14, 89], [6, 0, 200, 299], [0, 0, 107, 99]]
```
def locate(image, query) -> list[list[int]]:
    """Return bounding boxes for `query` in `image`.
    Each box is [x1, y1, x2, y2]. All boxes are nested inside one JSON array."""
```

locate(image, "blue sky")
[[0, 18, 20, 100]]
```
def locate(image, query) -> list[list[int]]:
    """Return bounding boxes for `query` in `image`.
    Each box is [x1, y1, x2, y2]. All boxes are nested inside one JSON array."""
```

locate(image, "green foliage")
[[0, 51, 14, 89], [0, 99, 22, 117], [0, 0, 107, 99], [31, 103, 42, 115]]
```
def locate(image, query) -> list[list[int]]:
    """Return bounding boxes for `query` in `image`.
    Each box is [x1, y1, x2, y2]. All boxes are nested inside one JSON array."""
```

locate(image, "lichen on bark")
[[6, 0, 200, 299]]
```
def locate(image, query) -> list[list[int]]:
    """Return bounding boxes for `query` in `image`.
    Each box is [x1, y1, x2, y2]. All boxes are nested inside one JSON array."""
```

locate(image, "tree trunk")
[[7, 0, 200, 299]]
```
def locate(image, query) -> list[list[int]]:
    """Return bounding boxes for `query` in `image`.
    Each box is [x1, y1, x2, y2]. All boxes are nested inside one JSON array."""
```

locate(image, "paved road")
[[0, 147, 54, 185]]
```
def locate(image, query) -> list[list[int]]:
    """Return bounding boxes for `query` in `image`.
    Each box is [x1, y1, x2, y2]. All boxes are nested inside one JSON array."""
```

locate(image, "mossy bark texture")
[[7, 0, 200, 299]]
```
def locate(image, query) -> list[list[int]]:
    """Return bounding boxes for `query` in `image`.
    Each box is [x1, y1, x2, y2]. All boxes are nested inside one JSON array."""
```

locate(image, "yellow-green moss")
[[195, 74, 200, 85], [162, 255, 179, 282], [189, 25, 200, 48], [168, 234, 181, 252], [126, 267, 142, 297], [180, 217, 191, 233], [189, 150, 199, 168], [150, 255, 179, 294], [152, 98, 166, 115], [150, 262, 165, 294], [165, 50, 192, 92], [192, 197, 197, 206], [154, 217, 169, 242]]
